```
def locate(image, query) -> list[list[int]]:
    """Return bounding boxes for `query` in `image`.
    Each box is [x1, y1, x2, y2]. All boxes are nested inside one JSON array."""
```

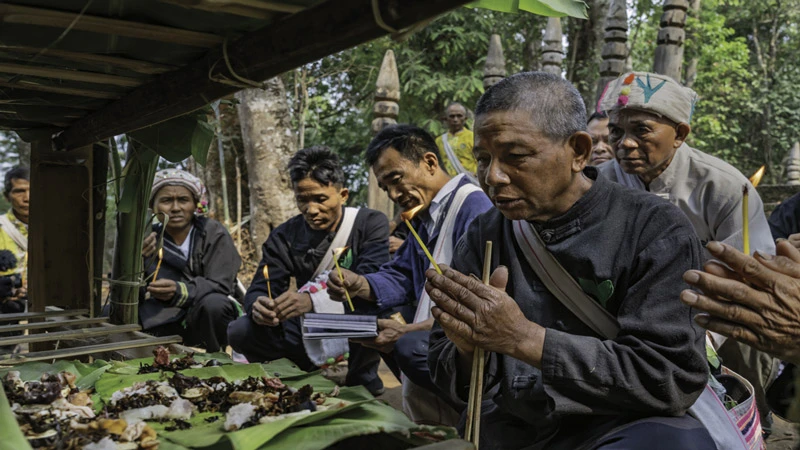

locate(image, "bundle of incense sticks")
[[464, 241, 492, 449], [332, 247, 355, 312]]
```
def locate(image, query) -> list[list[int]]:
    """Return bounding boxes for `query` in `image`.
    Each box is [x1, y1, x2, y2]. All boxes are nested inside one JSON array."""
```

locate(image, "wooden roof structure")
[[0, 0, 468, 322], [1, 0, 468, 148]]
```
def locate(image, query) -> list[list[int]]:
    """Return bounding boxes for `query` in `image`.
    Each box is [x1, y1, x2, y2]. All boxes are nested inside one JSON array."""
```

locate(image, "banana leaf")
[[0, 359, 112, 390], [467, 0, 588, 19], [0, 383, 33, 450], [127, 110, 214, 165]]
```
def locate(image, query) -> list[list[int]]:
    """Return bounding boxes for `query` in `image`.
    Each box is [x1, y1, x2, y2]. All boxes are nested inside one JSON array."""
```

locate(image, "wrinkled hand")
[[142, 232, 157, 258], [252, 296, 279, 326], [147, 279, 177, 302], [273, 291, 313, 321], [681, 240, 800, 365], [352, 319, 406, 353], [327, 268, 371, 302], [787, 233, 800, 251], [388, 236, 405, 254], [426, 264, 544, 362]]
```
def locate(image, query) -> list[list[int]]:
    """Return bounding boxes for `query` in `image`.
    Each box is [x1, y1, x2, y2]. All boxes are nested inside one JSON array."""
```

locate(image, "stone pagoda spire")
[[483, 34, 506, 90], [368, 50, 399, 217]]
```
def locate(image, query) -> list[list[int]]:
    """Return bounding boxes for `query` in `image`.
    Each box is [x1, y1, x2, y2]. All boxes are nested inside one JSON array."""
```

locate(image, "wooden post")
[[91, 144, 108, 317], [541, 18, 564, 77], [596, 0, 629, 103], [653, 0, 689, 82], [28, 141, 95, 314], [483, 34, 507, 90], [368, 50, 399, 219], [786, 143, 800, 185]]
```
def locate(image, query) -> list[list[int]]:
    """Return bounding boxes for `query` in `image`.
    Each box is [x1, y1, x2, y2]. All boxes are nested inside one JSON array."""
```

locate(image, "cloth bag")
[[300, 207, 357, 366], [512, 219, 764, 450]]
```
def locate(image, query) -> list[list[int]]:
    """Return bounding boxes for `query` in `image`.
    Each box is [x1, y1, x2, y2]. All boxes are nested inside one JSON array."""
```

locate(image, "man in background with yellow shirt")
[[0, 166, 29, 353], [435, 103, 476, 177]]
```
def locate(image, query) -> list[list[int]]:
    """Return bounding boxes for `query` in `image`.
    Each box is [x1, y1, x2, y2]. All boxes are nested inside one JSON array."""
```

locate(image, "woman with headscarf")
[[140, 169, 241, 352]]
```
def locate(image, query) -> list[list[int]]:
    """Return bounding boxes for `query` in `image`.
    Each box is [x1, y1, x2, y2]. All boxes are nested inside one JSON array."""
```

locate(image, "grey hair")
[[474, 71, 586, 141]]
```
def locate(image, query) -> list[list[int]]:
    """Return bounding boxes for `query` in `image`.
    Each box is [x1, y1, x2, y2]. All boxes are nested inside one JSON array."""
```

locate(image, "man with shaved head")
[[426, 72, 717, 448]]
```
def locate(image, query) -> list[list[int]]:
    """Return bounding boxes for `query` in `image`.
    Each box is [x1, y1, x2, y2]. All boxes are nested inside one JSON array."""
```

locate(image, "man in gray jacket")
[[597, 72, 778, 426]]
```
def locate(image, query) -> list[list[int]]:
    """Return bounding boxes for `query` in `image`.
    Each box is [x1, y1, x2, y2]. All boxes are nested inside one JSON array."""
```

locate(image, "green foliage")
[[297, 8, 546, 204], [627, 0, 800, 183], [127, 110, 214, 165]]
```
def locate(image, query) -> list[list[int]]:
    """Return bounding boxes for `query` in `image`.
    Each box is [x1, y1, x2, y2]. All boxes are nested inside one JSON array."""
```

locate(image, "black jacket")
[[244, 207, 389, 314], [140, 216, 241, 329]]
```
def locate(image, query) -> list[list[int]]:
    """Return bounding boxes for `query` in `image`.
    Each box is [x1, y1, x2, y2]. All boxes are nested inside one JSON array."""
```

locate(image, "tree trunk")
[[684, 0, 701, 88], [236, 77, 297, 260], [565, 0, 609, 107], [18, 141, 31, 167]]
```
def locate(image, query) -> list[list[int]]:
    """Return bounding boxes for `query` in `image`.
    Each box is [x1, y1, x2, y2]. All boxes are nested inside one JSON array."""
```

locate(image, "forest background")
[[0, 0, 798, 279]]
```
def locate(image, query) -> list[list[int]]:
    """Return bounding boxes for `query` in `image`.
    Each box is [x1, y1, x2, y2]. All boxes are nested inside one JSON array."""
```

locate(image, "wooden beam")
[[0, 80, 121, 99], [0, 335, 183, 365], [0, 86, 110, 109], [160, 0, 304, 17], [0, 317, 108, 334], [0, 63, 144, 88], [55, 0, 468, 150], [0, 4, 224, 48], [0, 324, 141, 346], [0, 45, 175, 75], [0, 309, 88, 321], [0, 117, 72, 128]]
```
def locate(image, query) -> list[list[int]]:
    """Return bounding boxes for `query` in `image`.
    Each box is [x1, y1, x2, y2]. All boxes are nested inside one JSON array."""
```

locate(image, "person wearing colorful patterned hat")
[[597, 72, 779, 427], [139, 169, 241, 352]]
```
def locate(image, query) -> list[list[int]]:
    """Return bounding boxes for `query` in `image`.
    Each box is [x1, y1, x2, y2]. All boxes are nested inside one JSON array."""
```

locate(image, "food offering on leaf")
[[138, 346, 223, 374], [3, 371, 159, 449]]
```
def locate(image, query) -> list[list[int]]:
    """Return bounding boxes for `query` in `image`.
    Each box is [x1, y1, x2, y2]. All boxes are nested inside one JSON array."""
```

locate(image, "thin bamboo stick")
[[0, 4, 223, 48], [0, 80, 121, 99], [0, 324, 141, 346], [0, 335, 183, 365], [0, 45, 175, 75], [0, 63, 145, 87], [0, 317, 108, 334], [0, 309, 88, 321], [466, 241, 492, 448]]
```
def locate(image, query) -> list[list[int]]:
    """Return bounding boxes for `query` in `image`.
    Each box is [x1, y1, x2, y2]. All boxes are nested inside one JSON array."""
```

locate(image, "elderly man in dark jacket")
[[140, 169, 241, 353], [425, 72, 714, 449]]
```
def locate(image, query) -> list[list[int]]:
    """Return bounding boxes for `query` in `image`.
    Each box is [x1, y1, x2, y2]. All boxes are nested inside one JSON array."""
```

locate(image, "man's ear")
[[568, 131, 593, 172], [339, 187, 350, 203], [674, 123, 691, 147], [422, 152, 440, 174]]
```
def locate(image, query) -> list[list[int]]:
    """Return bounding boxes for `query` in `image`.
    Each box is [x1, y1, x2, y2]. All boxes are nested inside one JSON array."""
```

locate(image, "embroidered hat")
[[150, 169, 205, 207], [598, 72, 698, 124]]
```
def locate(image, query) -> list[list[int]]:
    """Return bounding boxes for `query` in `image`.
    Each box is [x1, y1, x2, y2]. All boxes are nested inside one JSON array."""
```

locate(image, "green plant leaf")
[[127, 111, 214, 164], [467, 0, 588, 18]]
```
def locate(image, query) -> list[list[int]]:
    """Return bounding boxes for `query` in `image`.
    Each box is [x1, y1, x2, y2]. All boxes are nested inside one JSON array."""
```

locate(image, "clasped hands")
[[425, 264, 544, 365], [681, 240, 800, 365], [252, 291, 313, 326]]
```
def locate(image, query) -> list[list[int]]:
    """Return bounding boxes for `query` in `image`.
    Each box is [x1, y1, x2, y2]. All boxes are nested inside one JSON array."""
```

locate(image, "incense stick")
[[263, 265, 273, 300], [404, 219, 442, 274], [332, 248, 356, 312], [742, 185, 750, 255], [152, 248, 163, 282]]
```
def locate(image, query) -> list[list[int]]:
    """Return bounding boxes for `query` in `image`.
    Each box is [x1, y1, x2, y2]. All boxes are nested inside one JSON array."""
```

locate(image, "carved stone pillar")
[[368, 50, 398, 218], [653, 0, 689, 82], [786, 142, 800, 185], [596, 0, 629, 103], [541, 17, 564, 77]]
